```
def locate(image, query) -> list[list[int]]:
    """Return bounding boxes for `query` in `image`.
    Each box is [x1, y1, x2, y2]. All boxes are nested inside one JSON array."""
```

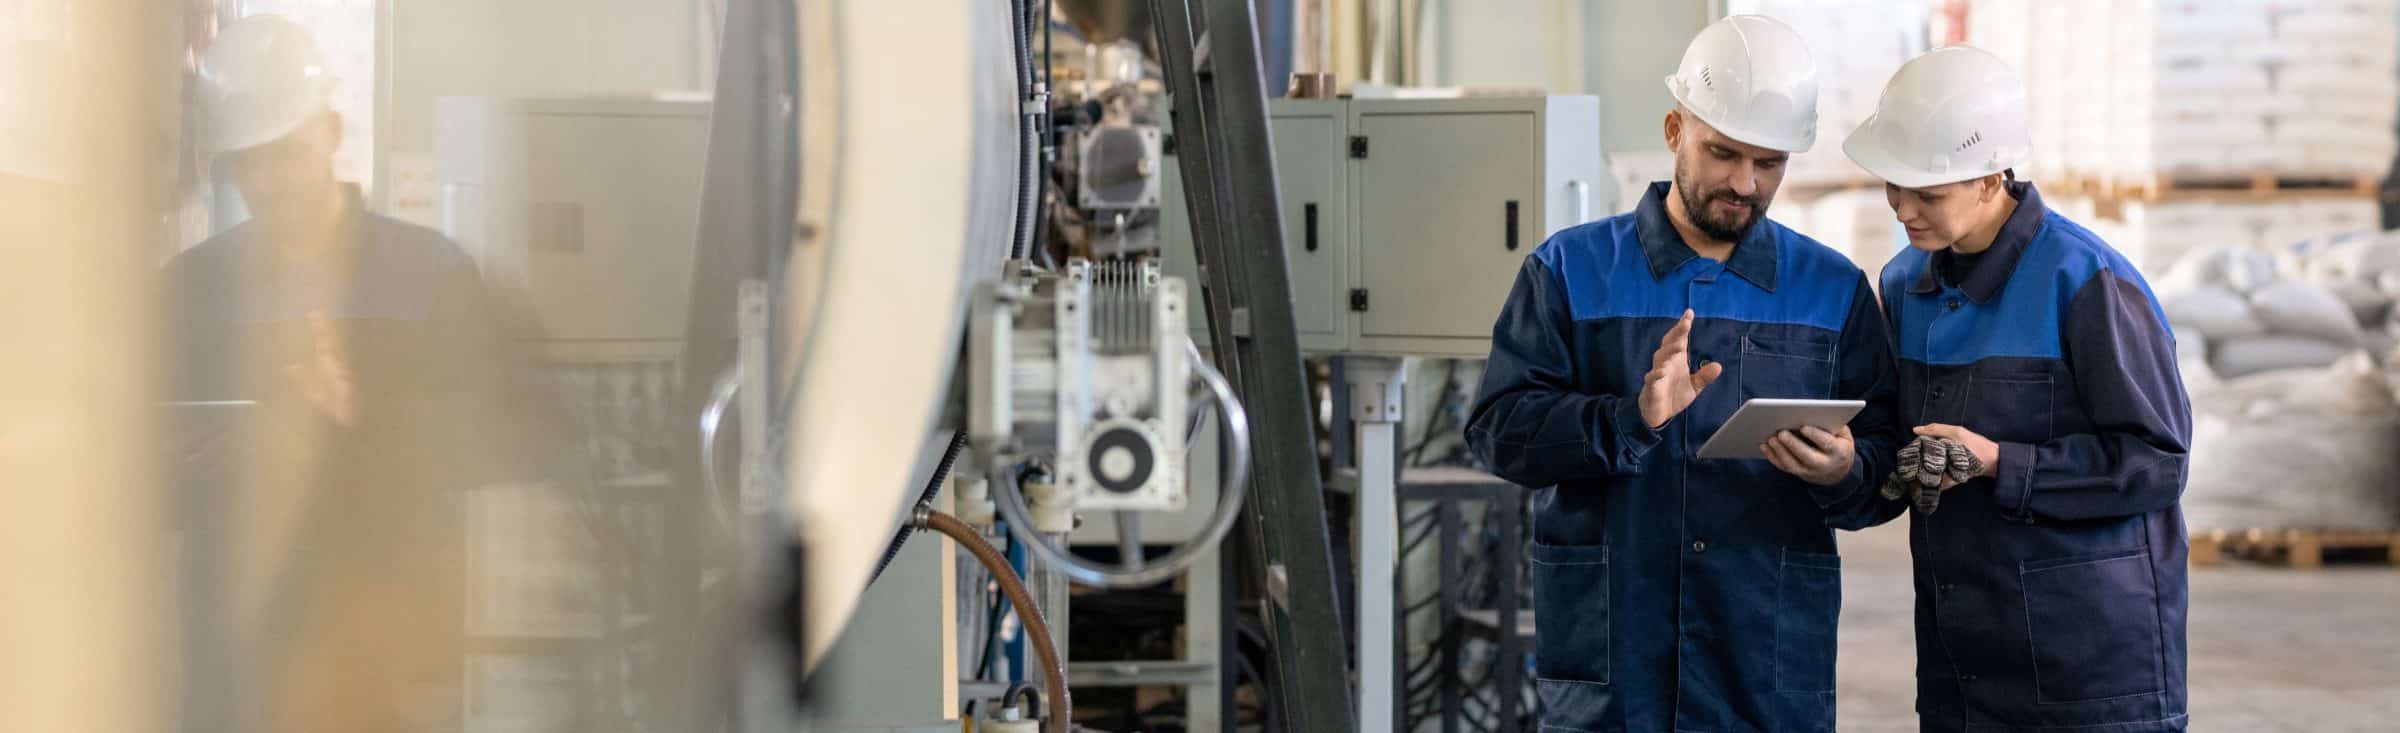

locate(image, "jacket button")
[[1938, 583, 1954, 593], [1930, 386, 1946, 399], [1692, 540, 1708, 553], [1961, 674, 1977, 682], [1946, 299, 1960, 311]]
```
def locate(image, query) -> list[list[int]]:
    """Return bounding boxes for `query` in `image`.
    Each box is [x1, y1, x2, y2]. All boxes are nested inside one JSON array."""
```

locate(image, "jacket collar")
[[1911, 180, 2045, 303], [1634, 181, 1779, 291]]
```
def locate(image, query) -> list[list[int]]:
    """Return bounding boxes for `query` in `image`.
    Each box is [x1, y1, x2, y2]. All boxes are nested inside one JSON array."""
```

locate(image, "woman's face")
[[1884, 177, 1997, 252]]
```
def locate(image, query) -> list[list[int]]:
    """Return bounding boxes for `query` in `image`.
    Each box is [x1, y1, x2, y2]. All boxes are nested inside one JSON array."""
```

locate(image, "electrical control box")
[[1161, 95, 1603, 357]]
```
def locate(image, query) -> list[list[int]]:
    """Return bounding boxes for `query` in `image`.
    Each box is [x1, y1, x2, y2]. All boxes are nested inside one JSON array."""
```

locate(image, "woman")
[[1843, 46, 2194, 733]]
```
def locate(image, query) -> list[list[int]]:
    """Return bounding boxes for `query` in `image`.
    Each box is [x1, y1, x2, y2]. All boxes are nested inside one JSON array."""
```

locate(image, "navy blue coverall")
[[1880, 182, 2192, 732], [1467, 182, 1904, 732]]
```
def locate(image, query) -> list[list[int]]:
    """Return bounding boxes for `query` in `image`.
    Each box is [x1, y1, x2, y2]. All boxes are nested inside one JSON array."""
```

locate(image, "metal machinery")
[[1046, 0, 1170, 261], [1159, 93, 1605, 731], [758, 0, 1319, 730]]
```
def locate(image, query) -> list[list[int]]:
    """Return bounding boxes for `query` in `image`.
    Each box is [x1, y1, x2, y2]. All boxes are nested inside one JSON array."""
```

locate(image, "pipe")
[[868, 430, 969, 585], [918, 508, 1071, 733]]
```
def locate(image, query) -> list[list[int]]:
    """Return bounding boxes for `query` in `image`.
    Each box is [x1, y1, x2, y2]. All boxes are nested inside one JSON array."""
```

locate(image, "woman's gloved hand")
[[1877, 434, 1987, 515]]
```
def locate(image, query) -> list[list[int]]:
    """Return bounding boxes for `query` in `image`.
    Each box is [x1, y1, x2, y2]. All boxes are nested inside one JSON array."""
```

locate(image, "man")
[[168, 15, 563, 733], [1465, 15, 1904, 732], [1843, 46, 2192, 732]]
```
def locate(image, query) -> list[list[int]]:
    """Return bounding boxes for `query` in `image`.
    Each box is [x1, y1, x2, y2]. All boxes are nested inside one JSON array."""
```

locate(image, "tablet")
[[1693, 398, 1866, 460]]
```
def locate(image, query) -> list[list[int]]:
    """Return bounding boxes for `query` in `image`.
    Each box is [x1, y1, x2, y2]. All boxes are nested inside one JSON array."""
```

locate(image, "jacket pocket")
[[1776, 549, 1842, 694], [2021, 548, 2165, 704], [1969, 371, 2054, 444], [1530, 541, 1610, 685], [1742, 331, 1837, 400]]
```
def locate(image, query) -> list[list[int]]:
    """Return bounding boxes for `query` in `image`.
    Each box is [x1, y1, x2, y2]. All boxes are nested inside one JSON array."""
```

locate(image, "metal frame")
[[1396, 469, 1527, 733], [1147, 0, 1357, 730]]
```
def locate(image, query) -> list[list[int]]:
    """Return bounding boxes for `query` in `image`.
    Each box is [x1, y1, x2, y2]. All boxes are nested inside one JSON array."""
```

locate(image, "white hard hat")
[[197, 15, 336, 154], [1842, 45, 2030, 189], [1663, 15, 1820, 153]]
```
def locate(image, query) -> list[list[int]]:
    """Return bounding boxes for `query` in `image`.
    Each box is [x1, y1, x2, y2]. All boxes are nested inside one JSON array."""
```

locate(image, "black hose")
[[1033, 0, 1055, 262], [1008, 0, 1039, 261], [866, 430, 968, 585], [1003, 679, 1044, 719]]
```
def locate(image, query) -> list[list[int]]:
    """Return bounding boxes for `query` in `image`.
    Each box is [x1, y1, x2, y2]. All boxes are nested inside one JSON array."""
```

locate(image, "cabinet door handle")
[[1304, 202, 1319, 252], [1505, 200, 1520, 251]]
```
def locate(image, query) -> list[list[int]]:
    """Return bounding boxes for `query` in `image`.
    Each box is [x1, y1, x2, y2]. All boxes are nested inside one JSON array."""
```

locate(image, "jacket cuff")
[[1605, 397, 1664, 469], [1996, 441, 2038, 523], [1807, 456, 1873, 510]]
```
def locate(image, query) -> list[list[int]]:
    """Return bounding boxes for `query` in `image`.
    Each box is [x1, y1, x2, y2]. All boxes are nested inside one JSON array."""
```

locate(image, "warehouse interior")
[[5, 0, 2400, 731]]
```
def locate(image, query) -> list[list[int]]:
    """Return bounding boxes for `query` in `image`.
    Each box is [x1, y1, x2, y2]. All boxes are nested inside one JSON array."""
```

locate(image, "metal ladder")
[[1146, 1, 1358, 730]]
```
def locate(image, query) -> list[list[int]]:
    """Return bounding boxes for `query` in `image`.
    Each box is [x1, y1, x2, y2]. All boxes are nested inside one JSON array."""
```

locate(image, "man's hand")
[[1912, 423, 1998, 488], [1639, 310, 1722, 429], [283, 313, 358, 428], [1762, 425, 1856, 486]]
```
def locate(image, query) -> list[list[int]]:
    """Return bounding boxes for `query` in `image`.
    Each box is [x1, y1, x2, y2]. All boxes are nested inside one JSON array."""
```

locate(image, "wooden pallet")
[[2191, 529, 2400, 569], [2119, 172, 2379, 199]]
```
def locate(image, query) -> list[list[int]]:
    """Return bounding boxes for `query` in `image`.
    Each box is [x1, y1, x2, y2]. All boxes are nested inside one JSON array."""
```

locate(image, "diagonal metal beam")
[[1146, 1, 1356, 731]]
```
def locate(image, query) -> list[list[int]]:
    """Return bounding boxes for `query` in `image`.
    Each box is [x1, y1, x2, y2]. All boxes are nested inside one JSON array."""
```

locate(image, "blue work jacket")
[[1880, 182, 2192, 732], [1466, 182, 1904, 733]]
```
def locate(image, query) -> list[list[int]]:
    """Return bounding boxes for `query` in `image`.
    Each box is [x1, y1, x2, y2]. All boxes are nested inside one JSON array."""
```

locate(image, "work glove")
[[1877, 435, 1985, 515]]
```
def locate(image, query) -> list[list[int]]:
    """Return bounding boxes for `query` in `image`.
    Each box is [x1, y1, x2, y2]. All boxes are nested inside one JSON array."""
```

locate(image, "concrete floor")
[[1834, 520, 2400, 732]]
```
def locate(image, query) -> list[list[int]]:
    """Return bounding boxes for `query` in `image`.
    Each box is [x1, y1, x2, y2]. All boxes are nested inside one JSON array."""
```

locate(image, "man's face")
[[1884, 177, 1993, 252], [224, 112, 340, 229], [1666, 110, 1788, 243]]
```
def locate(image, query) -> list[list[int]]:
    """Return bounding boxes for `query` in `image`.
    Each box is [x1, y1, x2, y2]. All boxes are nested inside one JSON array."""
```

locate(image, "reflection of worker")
[[168, 16, 556, 733], [1843, 46, 2192, 733], [1464, 16, 1903, 732]]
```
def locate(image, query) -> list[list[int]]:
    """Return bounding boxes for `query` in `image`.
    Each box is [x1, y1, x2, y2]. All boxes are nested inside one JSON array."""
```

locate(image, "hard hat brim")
[[1841, 115, 1989, 189], [1664, 76, 1815, 154]]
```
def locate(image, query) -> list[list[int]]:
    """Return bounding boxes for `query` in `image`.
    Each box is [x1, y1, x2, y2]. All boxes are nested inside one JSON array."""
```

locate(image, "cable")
[[918, 508, 1070, 733], [868, 430, 969, 585], [1008, 0, 1040, 261], [974, 525, 1014, 681], [1035, 0, 1056, 264]]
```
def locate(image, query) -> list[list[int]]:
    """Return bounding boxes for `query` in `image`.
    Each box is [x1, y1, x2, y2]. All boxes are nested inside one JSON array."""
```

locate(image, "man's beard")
[[1674, 164, 1766, 242]]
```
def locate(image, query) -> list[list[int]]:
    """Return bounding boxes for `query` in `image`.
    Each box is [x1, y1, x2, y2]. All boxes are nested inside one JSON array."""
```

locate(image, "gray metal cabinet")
[[1273, 100, 1351, 350], [1162, 95, 1601, 358]]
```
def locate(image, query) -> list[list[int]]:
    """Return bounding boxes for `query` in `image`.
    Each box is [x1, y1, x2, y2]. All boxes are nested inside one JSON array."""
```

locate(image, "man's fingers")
[[1690, 361, 1723, 391], [1654, 341, 1687, 370], [1914, 423, 1960, 439], [1661, 310, 1694, 348], [1777, 430, 1831, 464], [1762, 439, 1793, 469], [1798, 425, 1840, 447]]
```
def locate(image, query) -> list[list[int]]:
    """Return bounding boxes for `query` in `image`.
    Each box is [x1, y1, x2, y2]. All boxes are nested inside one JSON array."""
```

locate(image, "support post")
[[1346, 356, 1407, 733]]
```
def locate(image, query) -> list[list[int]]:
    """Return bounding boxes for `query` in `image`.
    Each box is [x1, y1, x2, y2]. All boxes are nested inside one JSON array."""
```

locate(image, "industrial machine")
[[714, 1, 1301, 730]]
